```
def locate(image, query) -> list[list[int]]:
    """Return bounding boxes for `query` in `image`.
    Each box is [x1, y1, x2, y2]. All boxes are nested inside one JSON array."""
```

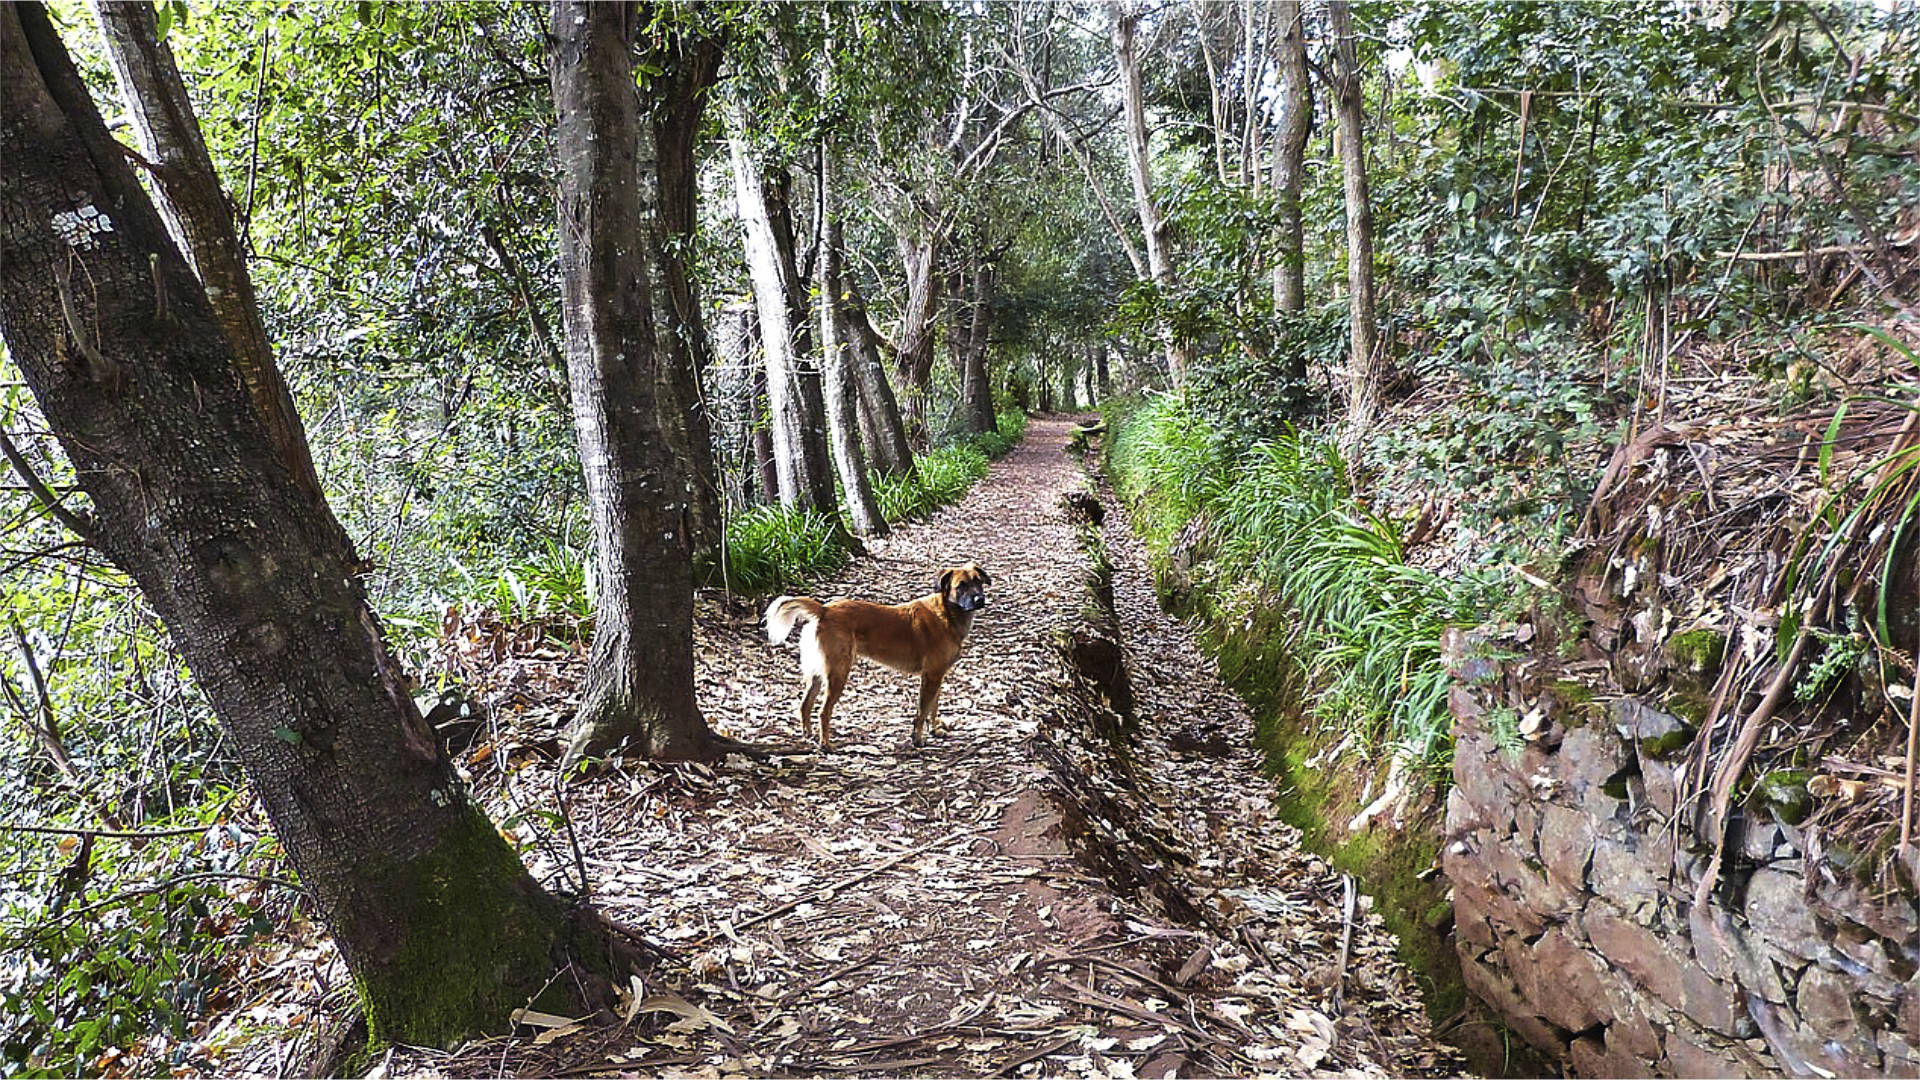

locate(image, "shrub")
[[719, 506, 852, 595], [1107, 393, 1497, 769]]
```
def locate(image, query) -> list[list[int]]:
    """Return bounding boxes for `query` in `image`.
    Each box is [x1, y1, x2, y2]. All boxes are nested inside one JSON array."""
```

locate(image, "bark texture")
[[0, 2, 612, 1046], [637, 25, 724, 558], [1271, 0, 1312, 340], [894, 225, 944, 438], [1112, 0, 1191, 385], [88, 0, 323, 506], [816, 134, 886, 537], [959, 259, 996, 434], [839, 276, 915, 478], [728, 124, 837, 514], [1329, 0, 1381, 441], [550, 1, 715, 765]]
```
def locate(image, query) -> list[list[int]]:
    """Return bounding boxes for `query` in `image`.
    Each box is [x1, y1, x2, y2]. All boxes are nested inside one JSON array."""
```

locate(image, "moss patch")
[[354, 801, 604, 1049], [1665, 628, 1727, 674]]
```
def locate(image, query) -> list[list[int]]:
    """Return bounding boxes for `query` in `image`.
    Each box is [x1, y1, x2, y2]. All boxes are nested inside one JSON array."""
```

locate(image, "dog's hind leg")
[[912, 667, 949, 748], [798, 674, 824, 743], [816, 666, 849, 750]]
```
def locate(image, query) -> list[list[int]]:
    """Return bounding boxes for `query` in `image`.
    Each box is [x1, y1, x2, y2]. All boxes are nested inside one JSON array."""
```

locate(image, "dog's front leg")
[[913, 668, 949, 747]]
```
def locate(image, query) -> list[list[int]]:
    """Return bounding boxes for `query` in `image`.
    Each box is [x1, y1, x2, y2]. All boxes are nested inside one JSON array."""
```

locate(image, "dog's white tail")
[[765, 595, 823, 644]]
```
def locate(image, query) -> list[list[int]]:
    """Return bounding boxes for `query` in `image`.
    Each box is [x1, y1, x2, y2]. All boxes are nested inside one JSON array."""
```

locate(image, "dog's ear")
[[939, 568, 956, 598], [970, 562, 991, 586]]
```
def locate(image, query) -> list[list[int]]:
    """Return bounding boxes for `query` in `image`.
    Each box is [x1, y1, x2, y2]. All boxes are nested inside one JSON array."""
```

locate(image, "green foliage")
[[719, 506, 853, 595], [0, 799, 290, 1076], [1793, 627, 1866, 704], [724, 411, 1024, 596], [1108, 395, 1498, 768]]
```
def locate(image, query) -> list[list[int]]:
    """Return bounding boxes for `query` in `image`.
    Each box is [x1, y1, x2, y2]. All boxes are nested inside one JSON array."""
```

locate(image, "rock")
[[1590, 830, 1660, 922], [1688, 903, 1732, 982], [1568, 1035, 1610, 1078], [1538, 804, 1595, 891], [1453, 729, 1521, 833], [1738, 817, 1784, 863], [1880, 1030, 1920, 1077], [1717, 919, 1791, 1004], [1587, 910, 1689, 1013], [1664, 1025, 1768, 1079], [1745, 863, 1825, 958], [1638, 754, 1679, 818], [1596, 972, 1664, 1061], [1613, 697, 1692, 758], [1451, 876, 1497, 949], [1459, 952, 1568, 1058], [1601, 1027, 1659, 1078], [1516, 929, 1611, 1034], [1490, 842, 1577, 919], [1560, 725, 1628, 806], [1899, 974, 1920, 1053], [1680, 963, 1750, 1038], [1798, 963, 1878, 1064]]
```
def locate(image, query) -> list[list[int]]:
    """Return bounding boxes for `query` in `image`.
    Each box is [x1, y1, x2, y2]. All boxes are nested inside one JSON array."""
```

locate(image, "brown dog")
[[764, 563, 990, 749]]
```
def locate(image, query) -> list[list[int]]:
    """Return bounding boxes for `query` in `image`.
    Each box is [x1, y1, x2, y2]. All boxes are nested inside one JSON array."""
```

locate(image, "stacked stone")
[[1441, 631, 1920, 1078]]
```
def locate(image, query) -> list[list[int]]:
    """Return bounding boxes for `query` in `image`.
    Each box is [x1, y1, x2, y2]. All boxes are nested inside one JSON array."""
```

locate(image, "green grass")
[[1106, 393, 1494, 768]]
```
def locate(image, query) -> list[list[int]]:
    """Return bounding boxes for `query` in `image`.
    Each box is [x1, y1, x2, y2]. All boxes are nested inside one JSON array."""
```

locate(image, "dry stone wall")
[[1442, 630, 1920, 1078]]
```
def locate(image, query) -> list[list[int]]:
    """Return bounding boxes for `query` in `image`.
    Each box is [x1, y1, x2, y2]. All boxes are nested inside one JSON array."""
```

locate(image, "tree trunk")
[[87, 0, 323, 508], [1272, 0, 1312, 348], [816, 119, 885, 536], [1329, 0, 1381, 443], [0, 1, 623, 1046], [728, 125, 838, 516], [709, 300, 759, 510], [638, 26, 723, 559], [894, 225, 944, 440], [1112, 0, 1190, 385], [1095, 344, 1110, 397], [840, 274, 915, 478], [551, 1, 717, 765], [960, 260, 995, 434]]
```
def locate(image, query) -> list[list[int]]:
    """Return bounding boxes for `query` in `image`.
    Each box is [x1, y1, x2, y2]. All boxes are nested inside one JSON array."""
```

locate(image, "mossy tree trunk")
[[551, 1, 719, 765], [0, 2, 619, 1046]]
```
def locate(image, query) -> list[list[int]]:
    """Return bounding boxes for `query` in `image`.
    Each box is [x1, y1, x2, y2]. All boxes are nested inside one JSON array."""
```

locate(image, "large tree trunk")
[[728, 125, 838, 516], [0, 2, 622, 1046], [1329, 0, 1381, 443], [893, 225, 944, 441], [960, 259, 995, 434], [551, 1, 717, 765], [1272, 0, 1312, 349], [87, 0, 323, 508], [816, 123, 886, 536], [839, 275, 914, 478], [638, 26, 723, 559], [1112, 0, 1191, 385]]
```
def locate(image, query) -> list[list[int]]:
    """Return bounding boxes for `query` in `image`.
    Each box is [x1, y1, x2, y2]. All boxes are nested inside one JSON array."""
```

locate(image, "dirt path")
[[407, 417, 1460, 1078]]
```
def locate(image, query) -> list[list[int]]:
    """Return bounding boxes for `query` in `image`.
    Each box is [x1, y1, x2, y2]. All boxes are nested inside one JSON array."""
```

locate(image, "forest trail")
[[409, 418, 1459, 1078]]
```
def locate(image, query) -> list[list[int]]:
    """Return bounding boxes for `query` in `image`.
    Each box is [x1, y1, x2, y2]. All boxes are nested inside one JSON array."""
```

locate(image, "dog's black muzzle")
[[956, 594, 987, 611]]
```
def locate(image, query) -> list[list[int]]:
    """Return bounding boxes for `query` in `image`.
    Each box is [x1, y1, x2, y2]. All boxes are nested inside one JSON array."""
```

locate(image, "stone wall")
[[1442, 632, 1920, 1078]]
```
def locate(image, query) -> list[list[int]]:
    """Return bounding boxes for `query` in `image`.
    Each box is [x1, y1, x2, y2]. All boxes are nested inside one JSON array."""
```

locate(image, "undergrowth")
[[720, 409, 1027, 596], [1105, 393, 1498, 770]]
